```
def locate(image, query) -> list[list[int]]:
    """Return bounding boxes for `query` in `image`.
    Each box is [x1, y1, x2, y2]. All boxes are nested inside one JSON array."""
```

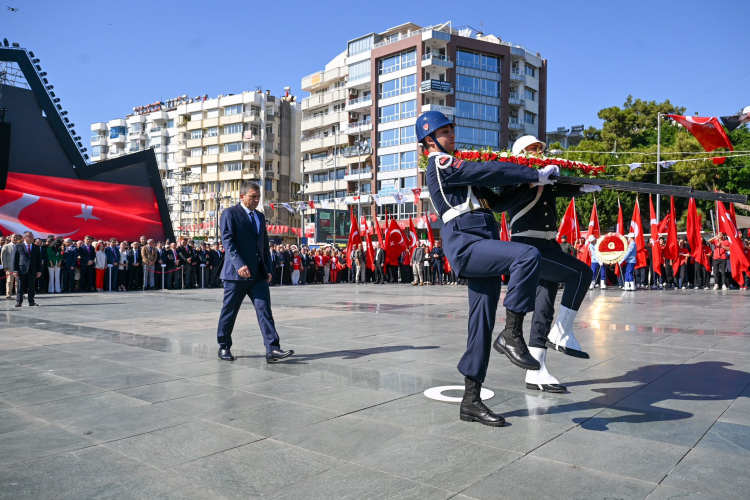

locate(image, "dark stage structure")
[[0, 44, 174, 241]]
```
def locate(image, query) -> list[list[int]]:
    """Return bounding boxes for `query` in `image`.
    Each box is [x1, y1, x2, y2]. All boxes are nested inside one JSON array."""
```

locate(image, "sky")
[[3, 0, 749, 143]]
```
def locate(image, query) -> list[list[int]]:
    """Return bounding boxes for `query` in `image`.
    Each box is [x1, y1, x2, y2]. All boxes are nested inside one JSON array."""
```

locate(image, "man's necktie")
[[27, 245, 30, 254], [249, 211, 257, 233]]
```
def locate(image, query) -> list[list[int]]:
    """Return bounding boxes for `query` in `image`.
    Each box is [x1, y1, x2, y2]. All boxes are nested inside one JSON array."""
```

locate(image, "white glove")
[[580, 184, 602, 193], [534, 165, 559, 186]]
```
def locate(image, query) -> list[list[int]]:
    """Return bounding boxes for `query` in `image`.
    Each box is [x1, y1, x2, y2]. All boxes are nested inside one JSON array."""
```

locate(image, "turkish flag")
[[663, 196, 679, 260], [615, 198, 624, 236], [407, 216, 418, 260], [423, 214, 435, 250], [557, 198, 580, 244], [630, 199, 648, 269], [373, 215, 384, 248], [345, 209, 361, 269], [308, 201, 315, 209], [666, 115, 734, 153], [686, 198, 707, 269], [649, 196, 663, 276], [500, 212, 510, 242], [384, 218, 407, 266], [717, 201, 750, 284], [411, 188, 421, 202], [586, 200, 600, 239], [0, 172, 166, 240]]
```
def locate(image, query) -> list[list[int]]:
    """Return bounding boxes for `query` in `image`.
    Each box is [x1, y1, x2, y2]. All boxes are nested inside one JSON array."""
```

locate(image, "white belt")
[[442, 196, 482, 223], [512, 230, 557, 240]]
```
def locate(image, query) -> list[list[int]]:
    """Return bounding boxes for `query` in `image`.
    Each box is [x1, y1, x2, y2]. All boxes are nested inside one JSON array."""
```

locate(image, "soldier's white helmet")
[[512, 135, 546, 156]]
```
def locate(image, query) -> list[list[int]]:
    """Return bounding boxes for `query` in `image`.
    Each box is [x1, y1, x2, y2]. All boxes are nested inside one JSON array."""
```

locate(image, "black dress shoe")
[[28, 303, 39, 306], [493, 310, 541, 371], [218, 348, 234, 361], [266, 349, 294, 363], [14, 303, 21, 307], [460, 377, 505, 427], [526, 382, 567, 393]]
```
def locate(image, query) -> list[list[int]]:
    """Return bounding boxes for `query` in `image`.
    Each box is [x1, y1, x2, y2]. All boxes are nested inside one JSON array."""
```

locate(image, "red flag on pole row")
[[500, 212, 510, 242], [716, 201, 750, 284], [664, 196, 679, 260], [616, 198, 624, 235], [407, 216, 419, 259], [423, 214, 435, 250], [666, 115, 734, 153], [373, 214, 384, 249], [363, 225, 376, 271], [649, 195, 663, 277], [630, 199, 648, 269], [729, 202, 738, 231], [587, 198, 600, 239], [686, 198, 708, 269], [557, 198, 580, 243], [385, 218, 407, 265], [345, 209, 361, 269]]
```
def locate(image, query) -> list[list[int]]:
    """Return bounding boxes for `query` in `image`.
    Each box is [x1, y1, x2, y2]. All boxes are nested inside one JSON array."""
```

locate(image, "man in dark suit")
[[208, 243, 222, 288], [62, 238, 79, 292], [431, 240, 445, 285], [78, 236, 96, 292], [196, 242, 209, 288], [127, 242, 143, 290], [374, 243, 385, 284], [178, 241, 194, 288], [13, 231, 43, 306], [216, 181, 293, 363], [105, 238, 120, 291], [164, 242, 179, 289], [271, 245, 282, 285]]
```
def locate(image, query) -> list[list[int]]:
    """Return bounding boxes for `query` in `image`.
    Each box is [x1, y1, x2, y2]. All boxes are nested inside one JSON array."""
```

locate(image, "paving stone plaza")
[[1, 284, 749, 499]]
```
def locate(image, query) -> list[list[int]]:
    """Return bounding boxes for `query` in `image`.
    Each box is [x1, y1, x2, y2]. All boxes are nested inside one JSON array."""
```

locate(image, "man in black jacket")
[[164, 242, 178, 289], [78, 236, 96, 292], [13, 232, 43, 306], [208, 243, 222, 287], [282, 245, 292, 285], [177, 241, 191, 288], [374, 243, 385, 284], [127, 242, 143, 290], [430, 241, 445, 285]]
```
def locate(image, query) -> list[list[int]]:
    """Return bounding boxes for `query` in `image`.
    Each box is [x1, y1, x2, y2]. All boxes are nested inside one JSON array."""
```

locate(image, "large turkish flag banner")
[[0, 173, 166, 240]]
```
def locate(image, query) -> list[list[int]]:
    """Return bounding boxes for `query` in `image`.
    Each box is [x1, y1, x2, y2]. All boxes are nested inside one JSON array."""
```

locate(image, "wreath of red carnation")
[[419, 150, 606, 177]]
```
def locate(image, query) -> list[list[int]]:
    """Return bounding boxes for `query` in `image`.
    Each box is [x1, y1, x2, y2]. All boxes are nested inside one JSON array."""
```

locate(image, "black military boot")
[[493, 309, 541, 370], [459, 377, 505, 427]]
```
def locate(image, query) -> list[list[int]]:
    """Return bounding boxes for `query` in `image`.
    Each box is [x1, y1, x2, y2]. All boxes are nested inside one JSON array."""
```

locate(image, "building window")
[[265, 124, 273, 135], [400, 100, 417, 119], [92, 146, 101, 157], [524, 87, 536, 101], [109, 126, 126, 139], [379, 79, 400, 99], [349, 59, 371, 81], [265, 179, 273, 191], [378, 103, 399, 123], [456, 126, 499, 147], [191, 130, 203, 140], [312, 172, 329, 182], [400, 151, 417, 170], [224, 105, 243, 116], [378, 179, 399, 195], [401, 176, 417, 189], [525, 64, 536, 77], [401, 74, 416, 94], [223, 162, 242, 172], [457, 100, 480, 120], [379, 54, 400, 74], [348, 35, 373, 56], [223, 124, 242, 135], [401, 49, 416, 69], [400, 126, 416, 144], [206, 145, 219, 155], [205, 127, 218, 137], [481, 54, 499, 72], [457, 50, 480, 69], [128, 123, 142, 134], [378, 153, 399, 172], [378, 129, 399, 148], [524, 111, 536, 125], [166, 119, 175, 128], [223, 142, 242, 153], [457, 75, 480, 94], [265, 161, 273, 171], [335, 168, 345, 180], [191, 148, 202, 157], [481, 79, 498, 97]]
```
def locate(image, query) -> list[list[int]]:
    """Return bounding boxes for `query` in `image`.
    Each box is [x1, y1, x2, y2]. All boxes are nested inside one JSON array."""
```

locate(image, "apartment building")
[[300, 21, 547, 228], [91, 90, 301, 240], [547, 125, 585, 150]]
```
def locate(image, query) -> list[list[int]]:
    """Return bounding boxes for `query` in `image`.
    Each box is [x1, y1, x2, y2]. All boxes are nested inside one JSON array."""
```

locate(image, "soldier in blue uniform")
[[419, 111, 558, 427], [502, 135, 601, 393]]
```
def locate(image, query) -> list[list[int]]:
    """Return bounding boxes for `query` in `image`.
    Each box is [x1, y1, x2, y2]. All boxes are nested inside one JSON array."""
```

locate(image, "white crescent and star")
[[0, 194, 82, 238]]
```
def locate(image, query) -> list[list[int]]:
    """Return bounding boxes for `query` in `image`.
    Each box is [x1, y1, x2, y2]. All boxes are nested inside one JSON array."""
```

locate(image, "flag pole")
[[656, 112, 662, 219]]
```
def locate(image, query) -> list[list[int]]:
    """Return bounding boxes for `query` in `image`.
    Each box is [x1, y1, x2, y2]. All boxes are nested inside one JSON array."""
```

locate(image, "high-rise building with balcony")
[[91, 90, 301, 240], [300, 21, 547, 229]]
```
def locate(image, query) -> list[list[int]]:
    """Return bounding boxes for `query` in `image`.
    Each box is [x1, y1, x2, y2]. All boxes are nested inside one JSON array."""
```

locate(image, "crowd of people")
[[0, 233, 226, 296], [565, 232, 750, 291], [268, 240, 463, 286]]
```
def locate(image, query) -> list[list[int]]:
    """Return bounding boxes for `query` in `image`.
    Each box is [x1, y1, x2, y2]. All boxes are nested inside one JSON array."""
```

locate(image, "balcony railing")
[[343, 144, 372, 157], [422, 53, 450, 62], [348, 118, 372, 129], [348, 96, 372, 107]]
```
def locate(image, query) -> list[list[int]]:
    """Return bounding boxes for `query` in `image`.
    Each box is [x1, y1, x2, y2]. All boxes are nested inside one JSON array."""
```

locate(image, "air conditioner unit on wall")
[[349, 89, 359, 97], [349, 112, 359, 120]]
